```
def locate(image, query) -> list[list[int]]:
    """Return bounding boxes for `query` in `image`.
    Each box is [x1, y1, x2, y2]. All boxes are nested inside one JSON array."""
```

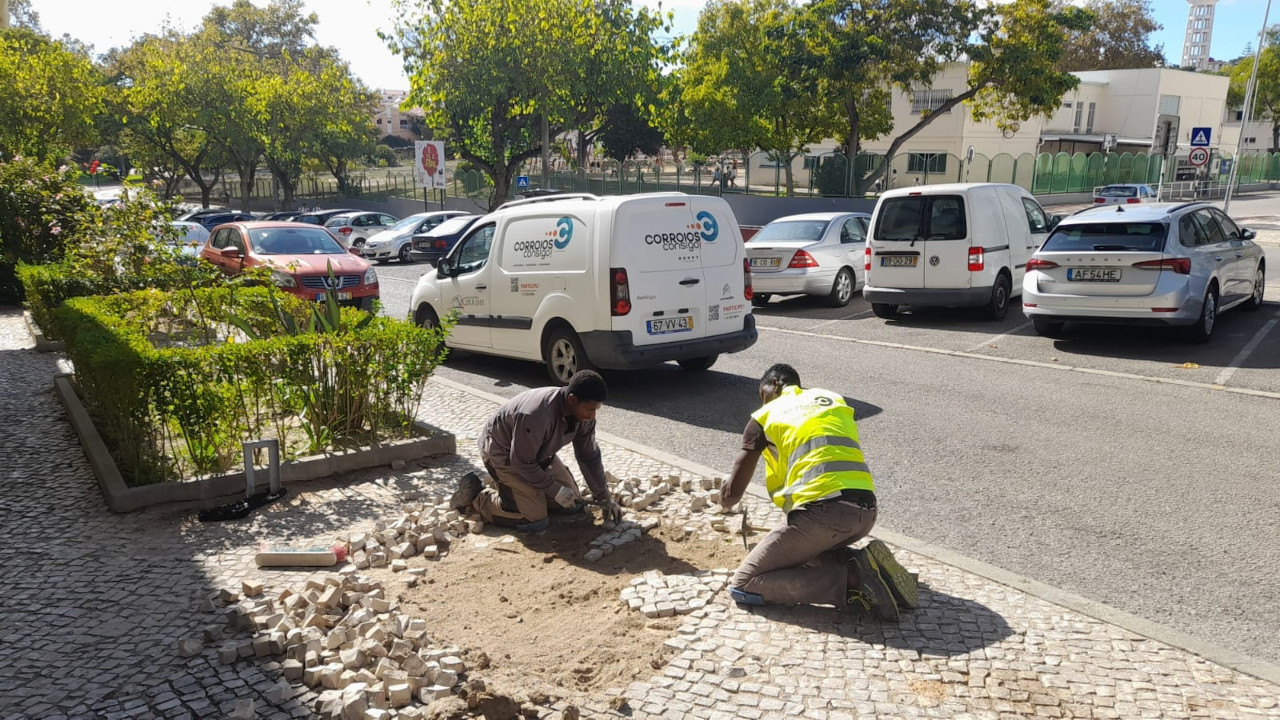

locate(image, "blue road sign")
[[1190, 127, 1212, 147], [516, 175, 530, 189], [1220, 159, 1233, 175]]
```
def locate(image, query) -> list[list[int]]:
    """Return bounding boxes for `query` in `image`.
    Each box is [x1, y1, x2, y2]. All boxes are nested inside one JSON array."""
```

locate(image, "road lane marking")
[[1214, 312, 1280, 386], [379, 275, 419, 284], [809, 309, 874, 330], [756, 324, 1280, 401], [966, 319, 1033, 353]]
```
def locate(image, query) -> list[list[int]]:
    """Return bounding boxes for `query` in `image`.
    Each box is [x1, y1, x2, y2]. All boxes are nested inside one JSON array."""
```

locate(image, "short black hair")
[[566, 370, 607, 403], [760, 363, 801, 393]]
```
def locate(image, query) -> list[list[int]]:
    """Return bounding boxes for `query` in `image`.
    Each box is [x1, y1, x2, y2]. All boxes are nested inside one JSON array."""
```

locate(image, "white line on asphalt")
[[379, 275, 418, 284], [808, 309, 874, 330], [1214, 313, 1280, 386], [756, 324, 1280, 401], [965, 319, 1033, 353]]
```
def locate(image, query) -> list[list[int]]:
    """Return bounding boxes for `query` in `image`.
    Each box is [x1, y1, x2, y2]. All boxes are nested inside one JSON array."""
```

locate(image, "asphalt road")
[[368, 202, 1280, 667]]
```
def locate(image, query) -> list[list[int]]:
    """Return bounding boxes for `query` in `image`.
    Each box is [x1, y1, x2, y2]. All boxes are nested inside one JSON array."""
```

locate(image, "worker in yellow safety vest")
[[720, 363, 919, 619]]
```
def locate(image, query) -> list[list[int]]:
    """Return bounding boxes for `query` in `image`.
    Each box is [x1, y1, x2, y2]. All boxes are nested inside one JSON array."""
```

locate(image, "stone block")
[[439, 656, 465, 672], [364, 710, 392, 720], [318, 586, 342, 609], [319, 662, 347, 689], [264, 682, 293, 705], [283, 658, 305, 681], [242, 579, 264, 597], [218, 644, 239, 664], [252, 635, 272, 657], [227, 699, 255, 720], [339, 647, 364, 669], [369, 552, 389, 568], [390, 559, 408, 573], [370, 597, 392, 614], [434, 668, 458, 688], [584, 549, 604, 562], [387, 683, 412, 708], [418, 685, 453, 703], [466, 519, 484, 533]]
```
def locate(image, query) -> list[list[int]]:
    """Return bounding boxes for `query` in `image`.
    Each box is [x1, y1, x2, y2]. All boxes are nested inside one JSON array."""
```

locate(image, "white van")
[[863, 183, 1052, 320], [410, 193, 758, 383]]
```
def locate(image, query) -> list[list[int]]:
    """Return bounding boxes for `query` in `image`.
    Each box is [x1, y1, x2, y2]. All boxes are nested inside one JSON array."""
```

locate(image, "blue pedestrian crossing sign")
[[516, 175, 530, 190], [1190, 127, 1212, 147]]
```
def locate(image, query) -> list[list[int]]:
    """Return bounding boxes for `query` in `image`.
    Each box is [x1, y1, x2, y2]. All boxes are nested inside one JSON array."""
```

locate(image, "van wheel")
[[677, 355, 718, 372], [1185, 287, 1218, 344], [751, 293, 772, 308], [986, 273, 1011, 321], [871, 303, 898, 319], [544, 326, 592, 385], [826, 268, 855, 307], [398, 245, 414, 263], [416, 304, 440, 331], [1032, 317, 1065, 338]]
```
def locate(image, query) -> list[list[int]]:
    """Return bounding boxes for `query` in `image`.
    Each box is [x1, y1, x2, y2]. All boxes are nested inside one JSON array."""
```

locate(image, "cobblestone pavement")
[[1, 307, 1278, 719]]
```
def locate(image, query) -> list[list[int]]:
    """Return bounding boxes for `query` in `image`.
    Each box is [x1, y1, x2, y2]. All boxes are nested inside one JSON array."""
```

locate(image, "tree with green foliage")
[[599, 103, 665, 163], [0, 156, 99, 301], [387, 0, 670, 207], [678, 0, 842, 195], [804, 0, 1087, 193], [1228, 45, 1280, 152], [1053, 0, 1163, 72], [0, 28, 104, 161]]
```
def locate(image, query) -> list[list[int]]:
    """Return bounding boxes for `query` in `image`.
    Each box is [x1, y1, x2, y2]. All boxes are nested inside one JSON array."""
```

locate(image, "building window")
[[1062, 101, 1073, 109], [1159, 94, 1181, 115], [911, 89, 953, 115], [1191, 45, 1203, 56], [803, 156, 820, 171], [1074, 103, 1084, 132], [1086, 102, 1096, 134], [907, 153, 947, 173], [399, 119, 409, 129]]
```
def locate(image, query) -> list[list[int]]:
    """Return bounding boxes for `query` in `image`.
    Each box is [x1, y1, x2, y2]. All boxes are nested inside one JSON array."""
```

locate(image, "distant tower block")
[[1182, 0, 1221, 70]]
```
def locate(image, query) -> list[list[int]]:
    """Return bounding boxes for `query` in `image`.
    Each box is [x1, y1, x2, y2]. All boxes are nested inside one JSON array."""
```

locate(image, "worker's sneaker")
[[866, 539, 920, 610], [451, 472, 483, 512], [846, 548, 899, 621]]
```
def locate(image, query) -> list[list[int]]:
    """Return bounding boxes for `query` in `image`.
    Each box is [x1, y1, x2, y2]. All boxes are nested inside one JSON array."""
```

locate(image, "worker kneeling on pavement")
[[719, 363, 918, 619], [452, 370, 623, 531]]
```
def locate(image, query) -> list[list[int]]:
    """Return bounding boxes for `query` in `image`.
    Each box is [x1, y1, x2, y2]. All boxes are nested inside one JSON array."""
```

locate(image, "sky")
[[28, 0, 1278, 90]]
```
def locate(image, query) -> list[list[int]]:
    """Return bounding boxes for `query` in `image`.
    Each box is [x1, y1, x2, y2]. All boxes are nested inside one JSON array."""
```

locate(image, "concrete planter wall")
[[53, 375, 456, 513], [24, 310, 64, 353]]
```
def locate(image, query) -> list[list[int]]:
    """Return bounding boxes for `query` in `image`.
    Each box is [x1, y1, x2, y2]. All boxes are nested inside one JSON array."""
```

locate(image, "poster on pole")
[[413, 141, 446, 189]]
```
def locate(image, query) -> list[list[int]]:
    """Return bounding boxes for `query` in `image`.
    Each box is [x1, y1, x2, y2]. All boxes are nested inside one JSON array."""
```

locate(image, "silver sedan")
[[746, 212, 870, 308]]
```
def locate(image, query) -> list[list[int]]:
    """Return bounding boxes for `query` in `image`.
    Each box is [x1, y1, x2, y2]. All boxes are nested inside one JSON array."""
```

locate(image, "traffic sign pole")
[[1226, 0, 1274, 214]]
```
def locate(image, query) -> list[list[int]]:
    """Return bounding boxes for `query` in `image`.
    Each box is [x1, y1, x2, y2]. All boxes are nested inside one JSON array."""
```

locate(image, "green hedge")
[[52, 286, 450, 486]]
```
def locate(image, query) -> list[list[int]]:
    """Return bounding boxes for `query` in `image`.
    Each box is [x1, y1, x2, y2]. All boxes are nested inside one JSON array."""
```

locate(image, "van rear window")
[[1041, 222, 1168, 252], [874, 196, 967, 241]]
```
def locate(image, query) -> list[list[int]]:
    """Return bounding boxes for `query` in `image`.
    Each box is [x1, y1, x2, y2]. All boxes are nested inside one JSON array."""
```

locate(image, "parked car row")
[[749, 183, 1265, 344]]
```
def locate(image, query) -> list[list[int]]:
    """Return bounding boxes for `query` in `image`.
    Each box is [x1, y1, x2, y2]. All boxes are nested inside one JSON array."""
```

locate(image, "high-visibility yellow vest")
[[751, 385, 874, 512]]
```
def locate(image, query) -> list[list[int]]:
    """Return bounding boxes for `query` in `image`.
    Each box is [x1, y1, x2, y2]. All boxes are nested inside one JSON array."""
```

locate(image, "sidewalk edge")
[[429, 376, 1280, 686]]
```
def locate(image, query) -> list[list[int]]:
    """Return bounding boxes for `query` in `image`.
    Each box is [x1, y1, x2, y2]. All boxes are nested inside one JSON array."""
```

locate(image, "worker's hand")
[[719, 484, 739, 510], [600, 498, 624, 525], [552, 485, 578, 509]]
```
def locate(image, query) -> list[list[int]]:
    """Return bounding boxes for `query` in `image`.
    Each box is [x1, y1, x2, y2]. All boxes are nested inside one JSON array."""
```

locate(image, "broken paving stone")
[[227, 699, 256, 720], [264, 682, 293, 705]]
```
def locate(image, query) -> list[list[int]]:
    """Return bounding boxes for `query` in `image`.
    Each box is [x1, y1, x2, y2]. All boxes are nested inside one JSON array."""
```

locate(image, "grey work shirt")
[[477, 386, 609, 501]]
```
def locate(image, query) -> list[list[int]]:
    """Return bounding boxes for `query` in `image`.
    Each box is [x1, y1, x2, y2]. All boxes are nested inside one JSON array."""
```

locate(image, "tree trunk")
[[491, 170, 511, 211], [783, 154, 795, 197], [238, 164, 257, 212], [859, 87, 981, 191], [1271, 121, 1279, 154]]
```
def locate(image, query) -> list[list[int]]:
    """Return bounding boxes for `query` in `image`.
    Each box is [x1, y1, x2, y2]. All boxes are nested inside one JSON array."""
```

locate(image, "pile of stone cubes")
[[347, 497, 479, 573], [604, 471, 773, 544], [215, 573, 466, 719], [618, 569, 733, 618], [582, 517, 660, 562]]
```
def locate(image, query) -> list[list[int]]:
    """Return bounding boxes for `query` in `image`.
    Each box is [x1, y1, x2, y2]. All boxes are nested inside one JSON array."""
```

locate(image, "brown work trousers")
[[731, 498, 876, 607], [472, 457, 582, 526]]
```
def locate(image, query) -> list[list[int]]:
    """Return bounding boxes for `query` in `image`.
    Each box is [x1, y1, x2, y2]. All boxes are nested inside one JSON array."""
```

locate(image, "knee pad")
[[729, 588, 764, 606]]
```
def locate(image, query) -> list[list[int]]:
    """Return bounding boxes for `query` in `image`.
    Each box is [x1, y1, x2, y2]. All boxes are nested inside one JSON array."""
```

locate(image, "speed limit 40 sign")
[[1188, 147, 1210, 167]]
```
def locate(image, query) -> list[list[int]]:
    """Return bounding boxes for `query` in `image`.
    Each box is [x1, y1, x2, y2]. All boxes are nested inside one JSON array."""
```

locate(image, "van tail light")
[[788, 250, 819, 268], [1133, 258, 1191, 275], [339, 227, 353, 236], [967, 247, 984, 272], [1025, 258, 1059, 271], [743, 258, 754, 300], [1094, 197, 1106, 203], [864, 246, 871, 272], [1126, 198, 1141, 204], [610, 267, 631, 316]]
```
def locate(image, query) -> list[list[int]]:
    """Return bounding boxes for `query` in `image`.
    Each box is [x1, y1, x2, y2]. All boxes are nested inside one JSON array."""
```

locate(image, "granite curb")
[[429, 374, 1280, 688]]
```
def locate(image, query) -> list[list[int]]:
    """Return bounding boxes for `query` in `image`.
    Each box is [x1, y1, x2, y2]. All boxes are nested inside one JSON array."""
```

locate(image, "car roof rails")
[[498, 193, 599, 210], [1166, 201, 1207, 214]]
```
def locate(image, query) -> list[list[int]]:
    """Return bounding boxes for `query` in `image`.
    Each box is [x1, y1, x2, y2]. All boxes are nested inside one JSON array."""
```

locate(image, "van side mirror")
[[436, 257, 452, 277], [1047, 215, 1064, 231], [1241, 228, 1257, 240]]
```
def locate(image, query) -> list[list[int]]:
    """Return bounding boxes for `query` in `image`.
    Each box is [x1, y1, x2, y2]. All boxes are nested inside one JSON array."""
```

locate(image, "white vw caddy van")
[[863, 183, 1052, 321], [410, 192, 758, 384]]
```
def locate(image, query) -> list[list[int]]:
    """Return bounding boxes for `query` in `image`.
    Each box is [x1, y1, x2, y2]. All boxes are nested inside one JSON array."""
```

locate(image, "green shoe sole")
[[848, 549, 899, 622], [866, 539, 919, 609]]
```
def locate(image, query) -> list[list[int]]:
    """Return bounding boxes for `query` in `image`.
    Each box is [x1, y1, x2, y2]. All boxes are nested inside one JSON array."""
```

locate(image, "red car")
[[200, 222, 380, 310]]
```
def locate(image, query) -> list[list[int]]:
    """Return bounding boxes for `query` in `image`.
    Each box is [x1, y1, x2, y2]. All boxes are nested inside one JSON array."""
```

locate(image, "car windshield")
[[1041, 222, 1168, 252], [751, 221, 828, 243], [425, 216, 478, 236], [1097, 186, 1138, 198], [249, 227, 346, 254], [388, 215, 428, 232]]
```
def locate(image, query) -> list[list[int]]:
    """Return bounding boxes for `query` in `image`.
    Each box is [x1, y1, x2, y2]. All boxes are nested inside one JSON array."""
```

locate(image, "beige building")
[[751, 65, 1237, 189], [373, 89, 425, 142], [1182, 0, 1222, 71]]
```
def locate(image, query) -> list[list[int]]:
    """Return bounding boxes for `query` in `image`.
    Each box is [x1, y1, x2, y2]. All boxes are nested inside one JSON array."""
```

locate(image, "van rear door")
[[868, 196, 927, 288], [922, 192, 974, 289], [611, 197, 708, 347], [688, 196, 749, 338]]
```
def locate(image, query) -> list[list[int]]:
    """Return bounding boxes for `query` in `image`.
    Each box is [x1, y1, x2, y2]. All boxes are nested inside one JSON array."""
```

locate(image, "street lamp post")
[[1224, 0, 1273, 213]]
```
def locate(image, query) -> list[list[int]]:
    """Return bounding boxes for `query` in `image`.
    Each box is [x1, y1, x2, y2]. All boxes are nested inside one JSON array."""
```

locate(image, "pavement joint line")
[[428, 375, 1280, 687], [807, 308, 875, 330], [758, 323, 1280, 401], [1215, 310, 1280, 386], [965, 318, 1033, 353]]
